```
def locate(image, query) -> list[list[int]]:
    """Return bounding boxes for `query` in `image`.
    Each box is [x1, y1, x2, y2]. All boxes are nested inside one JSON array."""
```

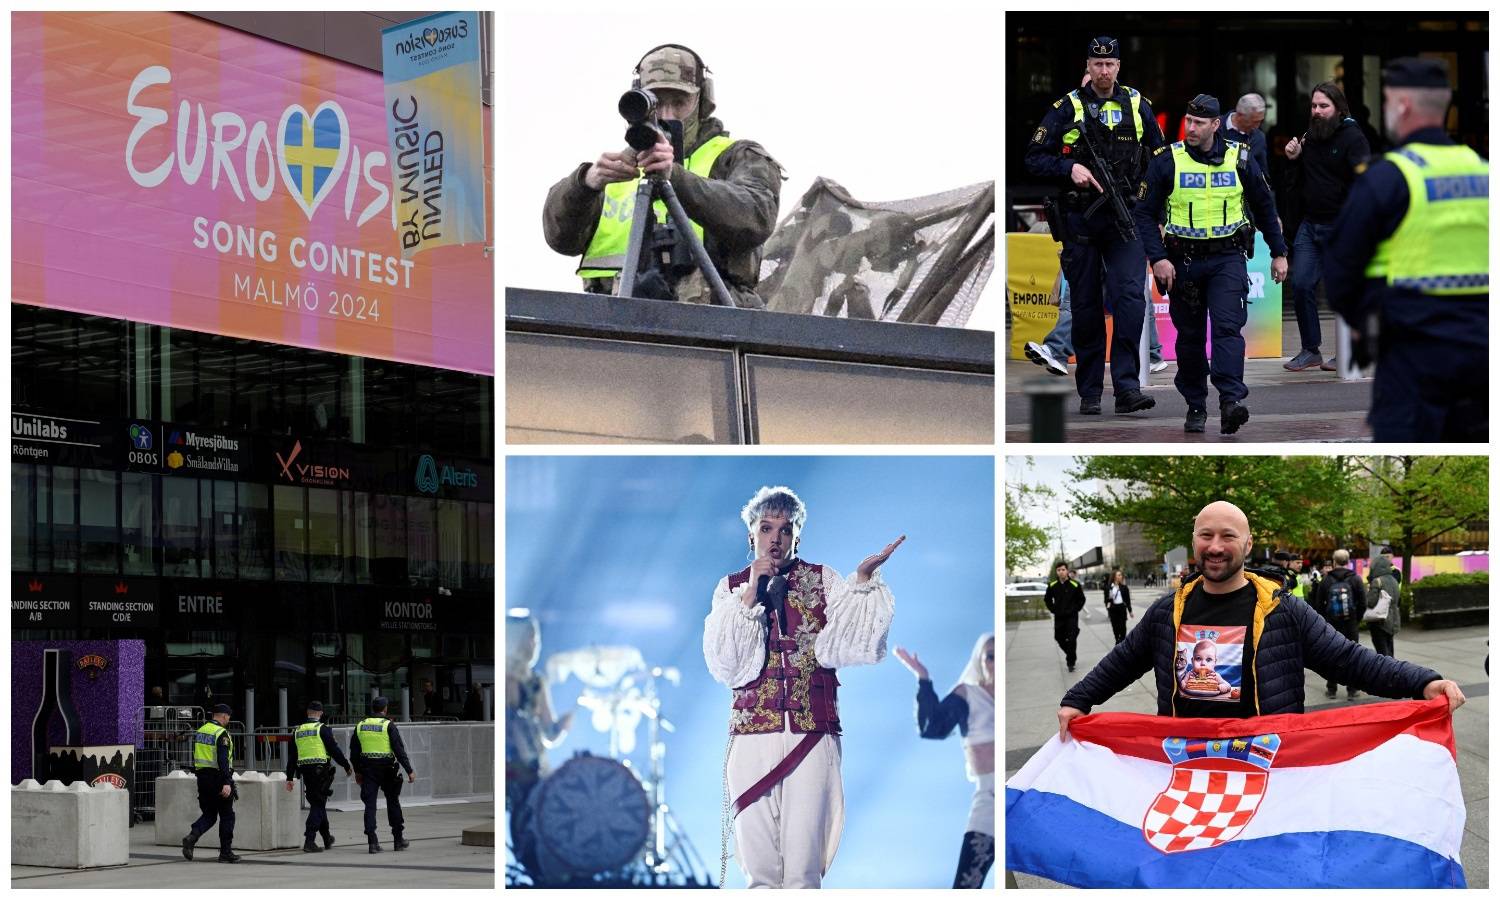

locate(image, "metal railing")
[[133, 705, 206, 821]]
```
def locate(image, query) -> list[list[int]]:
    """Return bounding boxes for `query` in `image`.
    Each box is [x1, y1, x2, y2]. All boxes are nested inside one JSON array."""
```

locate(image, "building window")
[[121, 472, 157, 575], [212, 480, 236, 579], [274, 484, 308, 581], [161, 477, 203, 577], [79, 469, 120, 574], [238, 483, 273, 580], [407, 496, 437, 587], [307, 487, 342, 583], [437, 499, 465, 590], [43, 466, 80, 574], [13, 464, 35, 571], [372, 494, 408, 585]]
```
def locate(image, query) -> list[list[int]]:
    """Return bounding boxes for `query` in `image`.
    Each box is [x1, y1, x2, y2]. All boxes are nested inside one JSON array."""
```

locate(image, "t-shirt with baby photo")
[[1174, 580, 1258, 718]]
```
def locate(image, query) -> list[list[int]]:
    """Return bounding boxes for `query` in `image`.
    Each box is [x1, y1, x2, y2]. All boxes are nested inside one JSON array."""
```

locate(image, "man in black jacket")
[[1313, 549, 1368, 700], [1056, 501, 1464, 740], [1282, 81, 1371, 372], [1043, 563, 1088, 672]]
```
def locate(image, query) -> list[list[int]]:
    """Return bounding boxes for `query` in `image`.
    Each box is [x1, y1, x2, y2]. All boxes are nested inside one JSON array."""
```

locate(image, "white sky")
[[1005, 456, 1104, 571], [499, 0, 1001, 331]]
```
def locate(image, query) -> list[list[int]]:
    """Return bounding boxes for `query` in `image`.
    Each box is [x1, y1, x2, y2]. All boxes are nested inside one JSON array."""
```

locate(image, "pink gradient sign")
[[12, 12, 493, 375]]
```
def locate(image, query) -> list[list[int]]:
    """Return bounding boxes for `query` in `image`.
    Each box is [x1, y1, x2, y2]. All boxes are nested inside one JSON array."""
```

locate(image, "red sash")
[[732, 731, 824, 817]]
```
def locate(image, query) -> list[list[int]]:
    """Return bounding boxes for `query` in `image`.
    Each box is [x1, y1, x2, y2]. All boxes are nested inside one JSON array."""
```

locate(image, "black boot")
[[368, 836, 383, 854], [181, 830, 199, 861], [952, 830, 995, 888], [394, 834, 410, 851], [321, 829, 335, 850], [303, 836, 323, 853], [218, 850, 241, 863]]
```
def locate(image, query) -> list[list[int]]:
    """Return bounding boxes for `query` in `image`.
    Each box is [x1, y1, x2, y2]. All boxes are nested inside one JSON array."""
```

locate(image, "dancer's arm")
[[703, 575, 768, 688], [916, 680, 969, 740]]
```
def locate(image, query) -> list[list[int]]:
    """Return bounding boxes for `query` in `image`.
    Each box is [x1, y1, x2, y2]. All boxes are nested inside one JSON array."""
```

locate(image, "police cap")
[[1271, 549, 1296, 562], [306, 700, 324, 712], [1186, 94, 1221, 119], [1087, 36, 1120, 60], [1382, 57, 1449, 89], [371, 696, 390, 712], [211, 703, 232, 715]]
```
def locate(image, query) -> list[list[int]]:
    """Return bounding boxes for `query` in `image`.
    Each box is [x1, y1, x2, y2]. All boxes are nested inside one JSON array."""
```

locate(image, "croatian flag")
[[1006, 698, 1465, 888]]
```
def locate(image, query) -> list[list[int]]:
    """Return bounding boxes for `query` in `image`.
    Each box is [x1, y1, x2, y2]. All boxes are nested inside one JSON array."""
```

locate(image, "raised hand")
[[856, 535, 906, 582], [893, 646, 929, 681]]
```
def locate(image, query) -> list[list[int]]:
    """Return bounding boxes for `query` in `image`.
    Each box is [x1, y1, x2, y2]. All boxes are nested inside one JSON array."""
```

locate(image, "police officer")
[[351, 696, 416, 853], [1323, 57, 1488, 441], [182, 703, 239, 863], [1025, 36, 1166, 417], [284, 700, 353, 853], [1133, 94, 1289, 434]]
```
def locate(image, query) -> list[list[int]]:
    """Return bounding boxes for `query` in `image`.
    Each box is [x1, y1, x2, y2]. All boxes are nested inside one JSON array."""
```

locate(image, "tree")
[[1342, 456, 1488, 575], [1005, 483, 1054, 576], [1065, 456, 1347, 554]]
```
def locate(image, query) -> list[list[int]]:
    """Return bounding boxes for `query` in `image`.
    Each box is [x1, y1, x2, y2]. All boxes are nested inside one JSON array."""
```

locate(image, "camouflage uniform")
[[541, 49, 782, 309]]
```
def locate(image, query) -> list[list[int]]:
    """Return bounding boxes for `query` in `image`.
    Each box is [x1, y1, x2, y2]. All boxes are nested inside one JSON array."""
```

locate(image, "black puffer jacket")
[[1061, 573, 1441, 716]]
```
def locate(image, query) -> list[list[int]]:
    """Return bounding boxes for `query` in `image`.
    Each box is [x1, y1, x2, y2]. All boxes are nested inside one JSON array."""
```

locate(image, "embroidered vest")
[[726, 557, 841, 736]]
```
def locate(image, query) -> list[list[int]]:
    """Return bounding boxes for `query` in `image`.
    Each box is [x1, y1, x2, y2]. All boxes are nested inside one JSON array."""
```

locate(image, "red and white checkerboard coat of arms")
[[1141, 733, 1282, 854]]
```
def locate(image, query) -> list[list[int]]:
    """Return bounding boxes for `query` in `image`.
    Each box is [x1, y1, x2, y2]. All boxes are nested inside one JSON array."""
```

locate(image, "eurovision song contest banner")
[[1006, 231, 1282, 362], [1006, 698, 1465, 888], [381, 11, 487, 257], [12, 12, 493, 375]]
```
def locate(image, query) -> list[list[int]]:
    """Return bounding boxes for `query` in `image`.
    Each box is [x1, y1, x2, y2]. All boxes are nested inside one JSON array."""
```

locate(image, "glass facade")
[[12, 306, 495, 723]]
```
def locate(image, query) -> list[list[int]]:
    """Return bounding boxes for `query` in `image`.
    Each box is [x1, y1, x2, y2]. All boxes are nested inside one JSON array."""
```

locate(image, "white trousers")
[[727, 726, 844, 889], [967, 772, 996, 836]]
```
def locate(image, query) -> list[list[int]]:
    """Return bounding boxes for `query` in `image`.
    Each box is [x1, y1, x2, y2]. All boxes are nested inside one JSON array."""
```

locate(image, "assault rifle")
[[1075, 106, 1139, 244]]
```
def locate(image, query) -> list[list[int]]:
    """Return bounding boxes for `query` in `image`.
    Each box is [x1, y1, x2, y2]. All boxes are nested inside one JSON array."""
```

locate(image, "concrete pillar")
[[244, 688, 256, 768], [1335, 318, 1362, 380], [278, 688, 289, 770], [481, 686, 493, 722], [1138, 293, 1151, 388], [401, 686, 412, 722]]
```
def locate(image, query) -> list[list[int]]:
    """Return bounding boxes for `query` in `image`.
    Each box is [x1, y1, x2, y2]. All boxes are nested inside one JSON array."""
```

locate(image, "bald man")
[[1056, 501, 1464, 737]]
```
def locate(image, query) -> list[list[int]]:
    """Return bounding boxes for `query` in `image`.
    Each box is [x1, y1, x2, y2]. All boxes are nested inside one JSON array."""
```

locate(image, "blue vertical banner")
[[381, 11, 487, 257]]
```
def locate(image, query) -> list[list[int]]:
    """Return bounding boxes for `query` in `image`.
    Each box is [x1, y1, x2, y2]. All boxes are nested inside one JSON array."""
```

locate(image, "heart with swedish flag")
[[277, 102, 350, 220]]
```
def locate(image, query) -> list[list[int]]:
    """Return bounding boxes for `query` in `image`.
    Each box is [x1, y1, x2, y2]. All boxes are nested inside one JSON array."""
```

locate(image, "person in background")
[[894, 634, 996, 888], [1104, 569, 1134, 644]]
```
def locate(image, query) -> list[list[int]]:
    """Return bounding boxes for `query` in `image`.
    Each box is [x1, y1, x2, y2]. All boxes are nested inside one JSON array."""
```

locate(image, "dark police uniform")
[[351, 706, 415, 851], [1132, 95, 1287, 434], [1323, 58, 1488, 441], [1024, 36, 1166, 414], [286, 705, 352, 851], [183, 705, 239, 863]]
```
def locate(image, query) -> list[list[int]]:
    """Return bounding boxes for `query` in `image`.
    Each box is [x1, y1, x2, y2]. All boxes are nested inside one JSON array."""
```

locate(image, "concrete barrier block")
[[154, 770, 300, 850], [13, 780, 129, 868], [232, 772, 301, 850], [154, 770, 202, 847]]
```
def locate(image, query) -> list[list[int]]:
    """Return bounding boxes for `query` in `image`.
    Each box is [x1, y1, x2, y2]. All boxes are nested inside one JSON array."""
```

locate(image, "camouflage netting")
[[757, 178, 994, 327]]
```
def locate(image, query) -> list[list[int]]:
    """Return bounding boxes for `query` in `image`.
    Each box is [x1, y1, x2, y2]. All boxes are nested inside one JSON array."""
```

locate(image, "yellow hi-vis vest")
[[577, 135, 736, 280], [357, 717, 394, 759], [1364, 143, 1489, 295], [294, 721, 328, 766], [1165, 140, 1249, 239], [1062, 86, 1145, 148], [193, 721, 231, 770]]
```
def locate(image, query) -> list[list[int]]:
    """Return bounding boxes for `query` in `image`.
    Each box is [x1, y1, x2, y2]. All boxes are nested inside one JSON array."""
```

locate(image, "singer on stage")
[[702, 485, 903, 889]]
